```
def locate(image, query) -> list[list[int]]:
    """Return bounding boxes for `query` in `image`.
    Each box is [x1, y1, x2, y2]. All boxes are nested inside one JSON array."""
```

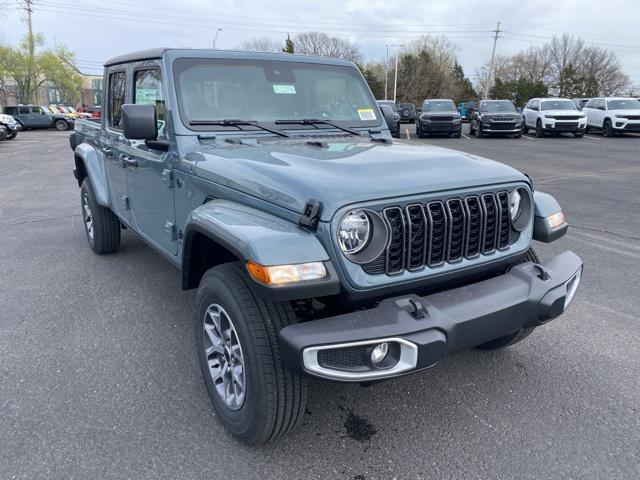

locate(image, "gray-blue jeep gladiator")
[[69, 48, 583, 444]]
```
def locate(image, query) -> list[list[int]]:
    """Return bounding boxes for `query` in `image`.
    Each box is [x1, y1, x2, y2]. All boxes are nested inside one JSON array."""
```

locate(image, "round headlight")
[[338, 210, 370, 254], [510, 189, 522, 221]]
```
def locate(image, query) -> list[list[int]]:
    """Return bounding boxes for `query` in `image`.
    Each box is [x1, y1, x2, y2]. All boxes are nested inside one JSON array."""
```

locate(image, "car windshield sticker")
[[272, 84, 296, 94], [357, 108, 376, 121]]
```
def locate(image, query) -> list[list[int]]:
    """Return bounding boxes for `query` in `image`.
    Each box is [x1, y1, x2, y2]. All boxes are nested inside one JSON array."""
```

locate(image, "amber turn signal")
[[246, 261, 327, 286]]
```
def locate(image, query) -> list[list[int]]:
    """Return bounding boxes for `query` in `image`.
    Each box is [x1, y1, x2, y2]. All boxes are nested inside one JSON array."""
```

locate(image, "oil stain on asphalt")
[[343, 410, 377, 442]]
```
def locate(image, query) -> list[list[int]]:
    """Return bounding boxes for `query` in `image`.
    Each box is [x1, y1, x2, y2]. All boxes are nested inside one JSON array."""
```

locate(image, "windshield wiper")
[[189, 119, 289, 137], [275, 119, 361, 136]]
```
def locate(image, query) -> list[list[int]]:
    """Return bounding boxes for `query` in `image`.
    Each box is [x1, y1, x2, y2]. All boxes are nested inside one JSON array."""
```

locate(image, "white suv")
[[522, 98, 586, 138], [583, 97, 640, 136]]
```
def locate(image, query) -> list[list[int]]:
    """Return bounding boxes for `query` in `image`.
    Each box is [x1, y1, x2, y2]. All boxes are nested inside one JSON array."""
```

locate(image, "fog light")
[[370, 342, 389, 365]]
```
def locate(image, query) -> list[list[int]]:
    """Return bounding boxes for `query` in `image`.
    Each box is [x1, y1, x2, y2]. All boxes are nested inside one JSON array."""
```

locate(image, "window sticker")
[[272, 84, 296, 94], [357, 108, 376, 121]]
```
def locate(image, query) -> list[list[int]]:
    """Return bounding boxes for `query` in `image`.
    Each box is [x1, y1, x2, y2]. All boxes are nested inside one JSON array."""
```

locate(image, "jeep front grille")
[[363, 191, 516, 276]]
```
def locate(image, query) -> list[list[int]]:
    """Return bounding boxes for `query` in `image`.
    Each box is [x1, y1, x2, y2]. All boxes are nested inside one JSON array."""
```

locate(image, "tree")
[[476, 35, 629, 98], [489, 76, 547, 106], [359, 63, 384, 99], [293, 31, 362, 63], [451, 62, 477, 102], [240, 37, 279, 53], [282, 34, 294, 54], [0, 35, 83, 105]]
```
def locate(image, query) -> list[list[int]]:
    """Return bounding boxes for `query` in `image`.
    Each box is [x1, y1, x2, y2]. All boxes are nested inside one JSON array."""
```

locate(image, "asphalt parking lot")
[[1, 127, 639, 479]]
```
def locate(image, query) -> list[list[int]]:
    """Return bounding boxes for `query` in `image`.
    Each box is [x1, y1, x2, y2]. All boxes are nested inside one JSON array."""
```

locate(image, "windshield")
[[174, 58, 380, 130], [607, 99, 640, 110], [541, 100, 576, 111], [480, 101, 516, 113], [377, 101, 398, 112], [422, 100, 456, 112]]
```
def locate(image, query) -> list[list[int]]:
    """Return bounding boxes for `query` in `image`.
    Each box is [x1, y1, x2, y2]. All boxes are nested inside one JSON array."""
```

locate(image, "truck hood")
[[191, 137, 527, 221]]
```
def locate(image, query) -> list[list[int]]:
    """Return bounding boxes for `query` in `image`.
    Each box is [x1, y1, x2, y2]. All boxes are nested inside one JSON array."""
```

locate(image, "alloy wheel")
[[203, 304, 246, 410], [82, 193, 94, 240]]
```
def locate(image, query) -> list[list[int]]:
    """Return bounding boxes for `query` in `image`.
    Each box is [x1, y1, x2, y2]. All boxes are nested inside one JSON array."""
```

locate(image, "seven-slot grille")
[[362, 191, 515, 276], [430, 115, 454, 121]]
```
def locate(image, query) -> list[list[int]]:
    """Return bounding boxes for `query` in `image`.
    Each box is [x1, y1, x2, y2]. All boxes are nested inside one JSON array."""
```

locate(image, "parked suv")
[[522, 98, 586, 137], [3, 105, 74, 131], [0, 113, 21, 140], [376, 100, 401, 138], [397, 102, 417, 123], [469, 100, 522, 138], [69, 48, 582, 445], [582, 97, 640, 136], [416, 99, 462, 138]]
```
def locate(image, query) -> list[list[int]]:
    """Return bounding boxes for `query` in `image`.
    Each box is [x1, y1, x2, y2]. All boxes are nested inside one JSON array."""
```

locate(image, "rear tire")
[[476, 247, 540, 351], [196, 262, 307, 445], [80, 179, 121, 254], [54, 119, 69, 131]]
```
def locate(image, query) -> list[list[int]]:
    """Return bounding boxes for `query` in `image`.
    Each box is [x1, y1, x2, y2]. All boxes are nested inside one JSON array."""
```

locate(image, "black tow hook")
[[396, 297, 427, 319]]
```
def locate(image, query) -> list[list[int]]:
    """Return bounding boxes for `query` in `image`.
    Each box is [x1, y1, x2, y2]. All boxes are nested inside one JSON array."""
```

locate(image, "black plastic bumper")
[[419, 122, 461, 135], [279, 251, 583, 381]]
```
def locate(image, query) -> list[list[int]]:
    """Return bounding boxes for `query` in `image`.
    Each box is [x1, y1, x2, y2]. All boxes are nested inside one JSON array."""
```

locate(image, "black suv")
[[397, 103, 417, 123], [416, 99, 462, 138], [469, 100, 523, 138]]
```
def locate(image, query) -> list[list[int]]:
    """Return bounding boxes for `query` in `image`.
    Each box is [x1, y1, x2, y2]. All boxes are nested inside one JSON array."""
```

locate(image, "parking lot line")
[[585, 135, 601, 141], [405, 128, 410, 140], [461, 133, 470, 140], [522, 135, 535, 140]]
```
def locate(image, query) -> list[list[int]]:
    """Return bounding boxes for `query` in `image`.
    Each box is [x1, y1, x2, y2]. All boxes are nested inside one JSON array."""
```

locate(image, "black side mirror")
[[122, 104, 158, 140], [379, 105, 397, 130]]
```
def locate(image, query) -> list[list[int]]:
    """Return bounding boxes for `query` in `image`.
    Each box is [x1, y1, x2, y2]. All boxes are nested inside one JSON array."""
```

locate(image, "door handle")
[[121, 156, 139, 168], [102, 146, 113, 158]]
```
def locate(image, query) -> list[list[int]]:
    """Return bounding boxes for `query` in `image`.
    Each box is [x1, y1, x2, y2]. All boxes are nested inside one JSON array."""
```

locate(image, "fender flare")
[[181, 200, 339, 298], [74, 143, 111, 207]]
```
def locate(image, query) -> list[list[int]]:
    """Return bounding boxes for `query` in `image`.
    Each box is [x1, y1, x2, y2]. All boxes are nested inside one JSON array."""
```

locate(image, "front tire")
[[196, 263, 307, 445], [603, 119, 614, 137], [475, 122, 483, 138], [535, 120, 544, 138], [476, 248, 540, 351], [80, 179, 121, 254]]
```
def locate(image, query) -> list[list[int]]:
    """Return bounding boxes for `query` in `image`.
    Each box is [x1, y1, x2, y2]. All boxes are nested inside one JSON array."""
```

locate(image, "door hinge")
[[299, 199, 321, 230], [162, 169, 175, 188], [121, 194, 131, 210], [165, 221, 177, 241]]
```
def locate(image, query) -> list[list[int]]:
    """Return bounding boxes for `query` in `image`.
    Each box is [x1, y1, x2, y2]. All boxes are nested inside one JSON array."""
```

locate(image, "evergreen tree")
[[282, 34, 294, 54]]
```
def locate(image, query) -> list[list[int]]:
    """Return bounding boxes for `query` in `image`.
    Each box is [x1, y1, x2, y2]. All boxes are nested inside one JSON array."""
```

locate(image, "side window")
[[108, 71, 126, 130], [5, 107, 17, 115], [134, 69, 165, 135], [19, 106, 30, 114], [584, 100, 593, 109], [533, 100, 540, 111]]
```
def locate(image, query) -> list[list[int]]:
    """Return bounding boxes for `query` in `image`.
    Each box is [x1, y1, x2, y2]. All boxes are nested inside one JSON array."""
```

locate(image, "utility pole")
[[24, 0, 35, 103], [483, 21, 501, 100], [213, 28, 222, 49]]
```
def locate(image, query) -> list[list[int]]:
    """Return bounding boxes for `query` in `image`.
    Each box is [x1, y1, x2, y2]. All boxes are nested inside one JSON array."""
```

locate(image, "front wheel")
[[475, 122, 483, 138], [80, 179, 121, 254], [574, 132, 584, 138], [522, 120, 529, 135], [7, 130, 17, 140], [476, 248, 540, 351], [535, 120, 544, 138], [603, 119, 614, 137], [196, 262, 307, 444]]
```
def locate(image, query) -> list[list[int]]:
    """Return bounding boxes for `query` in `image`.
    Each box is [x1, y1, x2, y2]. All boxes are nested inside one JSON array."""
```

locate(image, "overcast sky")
[[3, 0, 640, 90]]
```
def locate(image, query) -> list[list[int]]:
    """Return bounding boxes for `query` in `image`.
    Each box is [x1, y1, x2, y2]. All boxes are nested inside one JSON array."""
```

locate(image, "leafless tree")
[[240, 37, 280, 53], [293, 31, 362, 63]]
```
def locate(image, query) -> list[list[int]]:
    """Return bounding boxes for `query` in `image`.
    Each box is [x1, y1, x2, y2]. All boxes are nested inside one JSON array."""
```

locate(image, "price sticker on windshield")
[[357, 108, 376, 121], [272, 84, 296, 94]]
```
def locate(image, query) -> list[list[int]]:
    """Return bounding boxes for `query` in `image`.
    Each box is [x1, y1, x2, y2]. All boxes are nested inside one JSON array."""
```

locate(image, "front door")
[[103, 70, 131, 224], [126, 67, 177, 255]]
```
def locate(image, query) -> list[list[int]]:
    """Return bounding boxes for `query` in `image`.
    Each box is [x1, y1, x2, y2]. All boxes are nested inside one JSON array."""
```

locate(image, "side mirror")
[[122, 104, 158, 140], [379, 105, 397, 130]]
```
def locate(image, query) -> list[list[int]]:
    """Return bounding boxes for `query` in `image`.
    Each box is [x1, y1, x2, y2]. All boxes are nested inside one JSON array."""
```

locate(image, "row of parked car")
[[0, 104, 102, 141], [378, 96, 640, 139]]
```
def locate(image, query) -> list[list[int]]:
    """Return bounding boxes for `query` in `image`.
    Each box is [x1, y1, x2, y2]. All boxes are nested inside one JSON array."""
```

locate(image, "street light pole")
[[390, 44, 404, 104], [213, 28, 222, 49], [385, 45, 389, 101]]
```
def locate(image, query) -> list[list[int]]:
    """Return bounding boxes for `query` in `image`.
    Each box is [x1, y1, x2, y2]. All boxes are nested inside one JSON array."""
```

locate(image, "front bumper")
[[419, 121, 461, 135], [613, 120, 640, 132], [543, 120, 586, 133], [482, 123, 522, 134], [279, 251, 582, 381], [4, 123, 21, 132]]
